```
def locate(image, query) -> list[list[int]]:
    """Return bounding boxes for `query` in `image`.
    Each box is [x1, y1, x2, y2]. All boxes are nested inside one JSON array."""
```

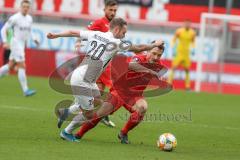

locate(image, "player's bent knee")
[[134, 99, 148, 114], [139, 105, 148, 114], [135, 103, 148, 114]]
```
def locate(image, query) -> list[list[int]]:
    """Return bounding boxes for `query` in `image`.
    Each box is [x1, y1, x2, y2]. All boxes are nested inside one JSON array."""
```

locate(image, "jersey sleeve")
[[1, 15, 16, 43], [79, 30, 94, 40]]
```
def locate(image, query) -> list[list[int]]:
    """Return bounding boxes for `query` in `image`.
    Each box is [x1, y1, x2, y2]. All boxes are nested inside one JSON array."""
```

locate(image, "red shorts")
[[96, 66, 112, 87], [106, 90, 144, 114]]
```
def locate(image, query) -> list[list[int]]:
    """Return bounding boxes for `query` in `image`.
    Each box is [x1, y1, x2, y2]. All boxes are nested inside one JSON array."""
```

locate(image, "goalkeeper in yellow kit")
[[168, 20, 196, 90]]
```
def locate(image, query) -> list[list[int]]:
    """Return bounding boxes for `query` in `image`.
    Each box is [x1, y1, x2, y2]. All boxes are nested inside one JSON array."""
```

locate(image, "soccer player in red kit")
[[75, 44, 171, 144], [75, 0, 118, 127]]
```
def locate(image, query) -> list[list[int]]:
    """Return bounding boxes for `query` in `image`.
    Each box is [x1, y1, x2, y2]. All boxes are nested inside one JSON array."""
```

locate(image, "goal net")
[[195, 13, 240, 94]]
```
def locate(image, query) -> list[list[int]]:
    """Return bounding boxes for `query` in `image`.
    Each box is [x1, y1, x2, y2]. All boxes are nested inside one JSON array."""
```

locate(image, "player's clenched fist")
[[154, 40, 164, 47], [47, 33, 58, 39]]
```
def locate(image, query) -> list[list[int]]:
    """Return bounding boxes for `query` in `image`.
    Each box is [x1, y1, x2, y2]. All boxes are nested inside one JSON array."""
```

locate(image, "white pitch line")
[[0, 105, 52, 112]]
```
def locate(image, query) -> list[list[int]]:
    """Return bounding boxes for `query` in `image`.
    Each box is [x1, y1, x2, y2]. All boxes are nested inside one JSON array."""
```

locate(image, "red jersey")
[[107, 54, 169, 111], [87, 17, 112, 87], [110, 54, 165, 98], [87, 17, 110, 32]]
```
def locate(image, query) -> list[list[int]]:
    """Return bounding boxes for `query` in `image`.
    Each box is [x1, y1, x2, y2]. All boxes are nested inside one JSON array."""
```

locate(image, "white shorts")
[[70, 65, 100, 111], [9, 39, 25, 62]]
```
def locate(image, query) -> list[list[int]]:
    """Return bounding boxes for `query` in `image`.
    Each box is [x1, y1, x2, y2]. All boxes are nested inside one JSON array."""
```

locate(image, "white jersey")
[[70, 30, 129, 110], [1, 12, 33, 47], [81, 31, 124, 67], [77, 31, 128, 83]]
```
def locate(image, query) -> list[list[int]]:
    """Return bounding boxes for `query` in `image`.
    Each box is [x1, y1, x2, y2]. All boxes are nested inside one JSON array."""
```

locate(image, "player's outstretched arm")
[[128, 40, 164, 54], [47, 30, 80, 39]]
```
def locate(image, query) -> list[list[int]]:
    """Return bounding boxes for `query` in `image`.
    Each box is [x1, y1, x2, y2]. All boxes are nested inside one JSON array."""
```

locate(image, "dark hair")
[[151, 40, 165, 52], [105, 0, 118, 7], [110, 17, 127, 29], [21, 0, 31, 5]]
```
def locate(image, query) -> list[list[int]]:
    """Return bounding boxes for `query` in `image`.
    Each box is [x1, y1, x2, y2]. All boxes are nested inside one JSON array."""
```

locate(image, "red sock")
[[75, 113, 101, 138], [121, 111, 144, 135]]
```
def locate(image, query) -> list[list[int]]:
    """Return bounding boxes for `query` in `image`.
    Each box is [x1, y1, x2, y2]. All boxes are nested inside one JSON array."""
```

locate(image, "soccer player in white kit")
[[0, 0, 39, 96], [47, 18, 164, 141]]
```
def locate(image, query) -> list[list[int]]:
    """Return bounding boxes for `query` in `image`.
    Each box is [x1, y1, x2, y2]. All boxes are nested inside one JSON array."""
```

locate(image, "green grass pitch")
[[0, 76, 240, 160]]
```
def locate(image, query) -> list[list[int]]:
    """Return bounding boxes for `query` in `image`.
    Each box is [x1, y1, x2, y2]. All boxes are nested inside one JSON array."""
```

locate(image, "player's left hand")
[[47, 33, 58, 39]]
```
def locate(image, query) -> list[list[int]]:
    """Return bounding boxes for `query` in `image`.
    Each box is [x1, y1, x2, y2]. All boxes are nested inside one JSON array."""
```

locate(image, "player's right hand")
[[3, 43, 10, 49], [47, 33, 58, 39]]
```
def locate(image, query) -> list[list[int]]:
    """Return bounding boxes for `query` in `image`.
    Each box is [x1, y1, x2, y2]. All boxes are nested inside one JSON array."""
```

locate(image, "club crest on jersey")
[[88, 22, 93, 28]]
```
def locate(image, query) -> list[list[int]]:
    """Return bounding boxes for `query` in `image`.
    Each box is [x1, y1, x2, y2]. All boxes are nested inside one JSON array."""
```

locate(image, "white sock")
[[0, 64, 9, 77], [18, 68, 29, 92], [68, 104, 81, 114], [65, 113, 86, 134]]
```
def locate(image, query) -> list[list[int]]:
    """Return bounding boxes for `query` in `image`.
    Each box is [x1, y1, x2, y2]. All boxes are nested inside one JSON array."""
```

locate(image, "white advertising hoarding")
[[29, 23, 220, 62]]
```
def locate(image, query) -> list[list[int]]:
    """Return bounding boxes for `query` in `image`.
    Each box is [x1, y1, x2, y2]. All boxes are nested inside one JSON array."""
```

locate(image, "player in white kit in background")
[[0, 0, 39, 96], [47, 18, 164, 142]]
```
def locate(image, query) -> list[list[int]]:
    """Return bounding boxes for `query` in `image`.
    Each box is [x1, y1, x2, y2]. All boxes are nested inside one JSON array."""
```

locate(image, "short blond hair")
[[110, 18, 127, 29]]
